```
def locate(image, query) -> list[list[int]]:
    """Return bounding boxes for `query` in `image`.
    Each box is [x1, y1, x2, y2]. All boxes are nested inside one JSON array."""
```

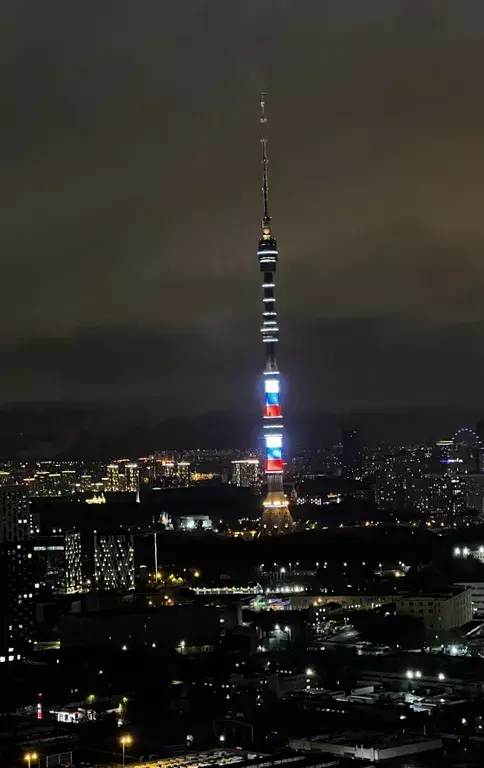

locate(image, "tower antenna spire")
[[260, 93, 271, 230]]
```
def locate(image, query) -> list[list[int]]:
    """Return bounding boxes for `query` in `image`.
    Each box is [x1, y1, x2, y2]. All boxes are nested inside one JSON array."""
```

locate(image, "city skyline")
[[2, 3, 484, 421], [4, 5, 484, 762]]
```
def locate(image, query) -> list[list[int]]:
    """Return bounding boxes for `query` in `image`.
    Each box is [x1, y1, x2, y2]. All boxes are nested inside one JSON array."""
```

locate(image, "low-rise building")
[[291, 594, 388, 611], [290, 733, 442, 762], [455, 581, 484, 617], [395, 587, 471, 631]]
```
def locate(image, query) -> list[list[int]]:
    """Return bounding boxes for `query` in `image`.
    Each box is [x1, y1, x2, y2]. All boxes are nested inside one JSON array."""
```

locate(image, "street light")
[[120, 734, 133, 765], [306, 668, 314, 677], [219, 734, 225, 743], [23, 753, 38, 768]]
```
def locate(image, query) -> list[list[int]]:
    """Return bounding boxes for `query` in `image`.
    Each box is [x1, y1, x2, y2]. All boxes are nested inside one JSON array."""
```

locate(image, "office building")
[[232, 459, 261, 488], [93, 532, 135, 591], [395, 587, 472, 631], [0, 486, 34, 663], [256, 95, 293, 534]]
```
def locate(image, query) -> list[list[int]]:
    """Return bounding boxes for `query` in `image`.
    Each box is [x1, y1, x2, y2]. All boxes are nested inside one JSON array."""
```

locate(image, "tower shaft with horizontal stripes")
[[257, 95, 294, 535]]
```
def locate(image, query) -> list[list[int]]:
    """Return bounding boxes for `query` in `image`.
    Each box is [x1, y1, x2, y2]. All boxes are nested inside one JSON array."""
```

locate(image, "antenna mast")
[[260, 93, 271, 229]]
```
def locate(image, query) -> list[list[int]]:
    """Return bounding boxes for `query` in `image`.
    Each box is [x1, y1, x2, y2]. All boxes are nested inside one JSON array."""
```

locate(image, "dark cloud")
[[1, 1, 484, 425]]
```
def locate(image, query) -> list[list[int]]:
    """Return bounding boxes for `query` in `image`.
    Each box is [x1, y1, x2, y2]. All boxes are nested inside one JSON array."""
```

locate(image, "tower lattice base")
[[260, 492, 294, 536]]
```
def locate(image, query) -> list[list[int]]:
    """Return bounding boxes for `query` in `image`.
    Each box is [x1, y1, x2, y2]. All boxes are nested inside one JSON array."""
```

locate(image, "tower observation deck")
[[257, 95, 294, 535]]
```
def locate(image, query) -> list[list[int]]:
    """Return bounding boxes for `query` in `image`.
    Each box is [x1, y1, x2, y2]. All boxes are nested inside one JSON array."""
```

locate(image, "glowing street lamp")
[[120, 734, 133, 765], [219, 734, 225, 743], [23, 753, 38, 768]]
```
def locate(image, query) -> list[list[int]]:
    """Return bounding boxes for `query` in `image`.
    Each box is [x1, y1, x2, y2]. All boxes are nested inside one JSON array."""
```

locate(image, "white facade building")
[[396, 588, 472, 631], [456, 582, 484, 617]]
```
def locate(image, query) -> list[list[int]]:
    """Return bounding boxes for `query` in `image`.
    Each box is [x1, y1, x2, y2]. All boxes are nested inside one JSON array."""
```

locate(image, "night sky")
[[3, 1, 484, 427]]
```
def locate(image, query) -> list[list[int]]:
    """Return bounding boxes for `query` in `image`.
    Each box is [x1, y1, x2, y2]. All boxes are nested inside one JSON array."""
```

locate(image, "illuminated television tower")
[[257, 94, 294, 535]]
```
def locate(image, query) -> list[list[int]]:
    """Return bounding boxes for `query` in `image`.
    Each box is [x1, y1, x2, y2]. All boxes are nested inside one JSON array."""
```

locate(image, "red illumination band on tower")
[[266, 458, 283, 473], [264, 404, 281, 418]]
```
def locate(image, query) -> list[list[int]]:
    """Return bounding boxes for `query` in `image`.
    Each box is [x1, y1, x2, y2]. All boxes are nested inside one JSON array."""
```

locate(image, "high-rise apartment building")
[[232, 459, 261, 488], [148, 456, 191, 488], [48, 473, 62, 495], [33, 531, 83, 594], [106, 463, 126, 492], [61, 470, 77, 495], [93, 532, 135, 591], [415, 473, 465, 517], [342, 428, 363, 481], [177, 461, 191, 487], [0, 486, 34, 664], [80, 474, 92, 492], [65, 531, 83, 592], [125, 463, 139, 493]]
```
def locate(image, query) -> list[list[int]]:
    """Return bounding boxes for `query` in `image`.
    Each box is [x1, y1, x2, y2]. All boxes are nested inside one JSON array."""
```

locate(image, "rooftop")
[[399, 587, 468, 600]]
